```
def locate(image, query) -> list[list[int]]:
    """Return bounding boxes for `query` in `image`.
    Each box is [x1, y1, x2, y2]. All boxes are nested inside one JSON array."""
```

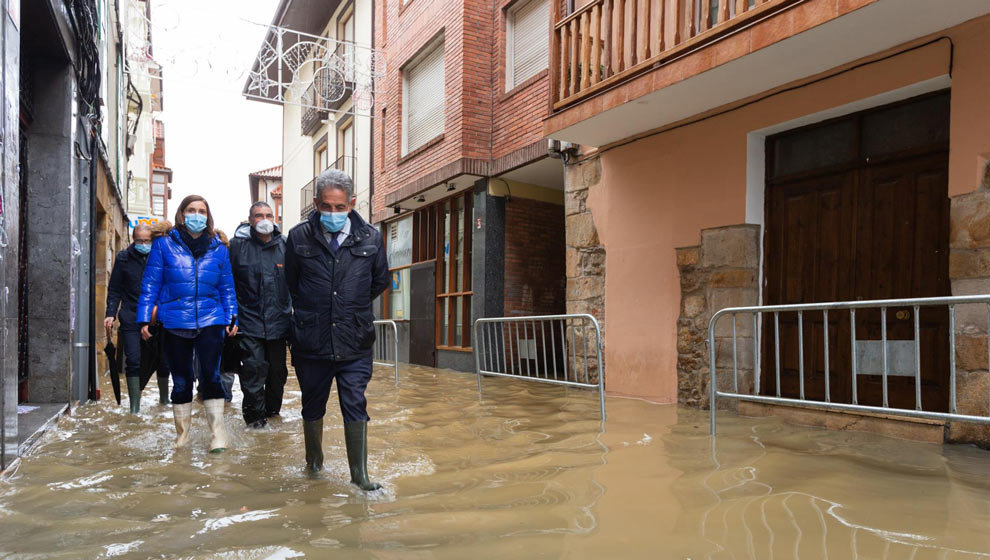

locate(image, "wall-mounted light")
[[446, 183, 456, 192], [416, 195, 426, 203]]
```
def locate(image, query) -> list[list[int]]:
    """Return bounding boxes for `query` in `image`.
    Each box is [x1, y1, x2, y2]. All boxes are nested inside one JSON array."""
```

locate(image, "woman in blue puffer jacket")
[[138, 195, 238, 453]]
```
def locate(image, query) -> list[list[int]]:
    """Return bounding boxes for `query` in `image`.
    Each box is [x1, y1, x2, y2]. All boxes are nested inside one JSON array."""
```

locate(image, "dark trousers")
[[238, 336, 288, 424], [120, 326, 142, 379], [164, 326, 227, 405], [294, 356, 372, 422]]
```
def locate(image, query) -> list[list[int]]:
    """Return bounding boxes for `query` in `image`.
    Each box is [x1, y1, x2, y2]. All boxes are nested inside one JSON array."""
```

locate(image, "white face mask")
[[254, 219, 275, 235]]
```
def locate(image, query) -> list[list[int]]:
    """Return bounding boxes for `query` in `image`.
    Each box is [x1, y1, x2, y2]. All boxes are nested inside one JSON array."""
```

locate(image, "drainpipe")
[[87, 134, 98, 401], [368, 0, 376, 225]]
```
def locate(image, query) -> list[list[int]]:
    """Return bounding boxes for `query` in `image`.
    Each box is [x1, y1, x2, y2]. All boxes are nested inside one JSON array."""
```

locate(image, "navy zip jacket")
[[284, 210, 389, 361], [105, 244, 149, 326], [229, 222, 291, 340], [137, 228, 238, 330]]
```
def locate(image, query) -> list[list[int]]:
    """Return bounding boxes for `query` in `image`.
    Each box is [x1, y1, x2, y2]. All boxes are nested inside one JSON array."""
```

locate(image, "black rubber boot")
[[344, 421, 381, 491], [157, 373, 170, 404], [303, 419, 324, 474], [126, 377, 142, 414]]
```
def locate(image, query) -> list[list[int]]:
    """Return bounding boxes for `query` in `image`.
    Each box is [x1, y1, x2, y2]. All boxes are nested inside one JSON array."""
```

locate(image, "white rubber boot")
[[204, 398, 228, 453], [173, 402, 193, 448]]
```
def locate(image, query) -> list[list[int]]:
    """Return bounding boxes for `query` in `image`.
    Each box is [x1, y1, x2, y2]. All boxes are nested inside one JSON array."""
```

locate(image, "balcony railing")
[[551, 0, 795, 109], [300, 155, 357, 218], [300, 81, 329, 137]]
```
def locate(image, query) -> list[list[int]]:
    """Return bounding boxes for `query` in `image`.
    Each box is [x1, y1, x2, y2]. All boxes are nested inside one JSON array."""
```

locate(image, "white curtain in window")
[[403, 40, 445, 154], [508, 0, 549, 90]]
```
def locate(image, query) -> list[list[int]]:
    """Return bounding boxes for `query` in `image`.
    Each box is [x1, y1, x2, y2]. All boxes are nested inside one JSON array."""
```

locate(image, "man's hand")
[[141, 325, 152, 341], [103, 317, 115, 331], [226, 325, 238, 337]]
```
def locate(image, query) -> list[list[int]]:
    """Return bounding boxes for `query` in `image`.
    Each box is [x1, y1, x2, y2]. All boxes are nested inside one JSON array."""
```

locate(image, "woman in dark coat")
[[138, 195, 238, 452]]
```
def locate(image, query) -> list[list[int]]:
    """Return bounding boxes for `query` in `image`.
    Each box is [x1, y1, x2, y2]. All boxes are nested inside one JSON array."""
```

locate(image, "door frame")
[[760, 91, 951, 407]]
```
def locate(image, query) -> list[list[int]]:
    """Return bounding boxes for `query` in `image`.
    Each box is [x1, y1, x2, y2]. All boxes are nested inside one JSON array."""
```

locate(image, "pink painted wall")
[[591, 15, 990, 402]]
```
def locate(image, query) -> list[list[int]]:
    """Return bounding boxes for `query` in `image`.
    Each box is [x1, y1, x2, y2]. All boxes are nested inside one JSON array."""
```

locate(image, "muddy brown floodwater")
[[1, 363, 989, 559]]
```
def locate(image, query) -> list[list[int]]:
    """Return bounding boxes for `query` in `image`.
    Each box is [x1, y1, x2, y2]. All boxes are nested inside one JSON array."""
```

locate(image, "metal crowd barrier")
[[709, 295, 990, 435], [473, 314, 606, 420], [373, 320, 399, 385]]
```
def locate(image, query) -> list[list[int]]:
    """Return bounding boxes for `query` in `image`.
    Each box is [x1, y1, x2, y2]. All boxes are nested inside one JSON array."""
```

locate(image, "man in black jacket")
[[285, 169, 389, 489], [229, 202, 292, 429], [105, 224, 168, 412]]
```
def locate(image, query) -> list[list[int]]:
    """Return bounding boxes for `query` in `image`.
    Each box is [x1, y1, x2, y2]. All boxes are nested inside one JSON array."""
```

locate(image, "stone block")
[[949, 249, 990, 279], [565, 188, 586, 216], [947, 370, 990, 447], [739, 402, 947, 444], [951, 277, 990, 297], [579, 249, 605, 276], [677, 368, 704, 407], [950, 191, 990, 249], [567, 276, 604, 301], [710, 268, 757, 289], [952, 299, 989, 335], [565, 248, 580, 278], [679, 270, 705, 293], [582, 157, 602, 187], [709, 288, 758, 315], [682, 294, 706, 318], [956, 334, 989, 371], [676, 246, 699, 267], [677, 326, 699, 353], [700, 225, 760, 268], [715, 337, 755, 370], [566, 213, 599, 248], [713, 310, 756, 338], [567, 299, 590, 315]]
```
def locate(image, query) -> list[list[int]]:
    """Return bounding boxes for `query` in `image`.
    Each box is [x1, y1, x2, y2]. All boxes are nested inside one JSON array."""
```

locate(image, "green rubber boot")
[[344, 421, 381, 491], [126, 377, 142, 414], [303, 419, 324, 474], [157, 374, 170, 404]]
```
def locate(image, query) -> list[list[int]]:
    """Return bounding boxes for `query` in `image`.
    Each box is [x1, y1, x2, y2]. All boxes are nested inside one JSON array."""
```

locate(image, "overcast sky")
[[150, 0, 282, 235]]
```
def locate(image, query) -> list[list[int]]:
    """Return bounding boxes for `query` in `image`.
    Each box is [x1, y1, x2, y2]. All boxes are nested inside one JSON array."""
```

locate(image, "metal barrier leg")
[[392, 322, 399, 386], [475, 322, 483, 392], [710, 314, 718, 436]]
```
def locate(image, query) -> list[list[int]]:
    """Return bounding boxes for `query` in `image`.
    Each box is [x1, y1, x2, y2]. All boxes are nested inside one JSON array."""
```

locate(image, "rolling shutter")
[[403, 41, 445, 155], [509, 0, 549, 90]]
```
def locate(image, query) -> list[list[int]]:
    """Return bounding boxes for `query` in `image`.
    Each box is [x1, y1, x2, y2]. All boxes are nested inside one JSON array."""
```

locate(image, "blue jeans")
[[164, 326, 227, 405], [294, 357, 372, 422]]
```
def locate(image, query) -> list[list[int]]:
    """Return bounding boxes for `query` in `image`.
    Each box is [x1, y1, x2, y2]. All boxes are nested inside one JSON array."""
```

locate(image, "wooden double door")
[[763, 92, 951, 410]]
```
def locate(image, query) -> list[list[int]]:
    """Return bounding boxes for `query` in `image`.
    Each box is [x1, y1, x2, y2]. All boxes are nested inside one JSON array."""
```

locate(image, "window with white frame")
[[506, 0, 549, 91], [402, 37, 445, 156]]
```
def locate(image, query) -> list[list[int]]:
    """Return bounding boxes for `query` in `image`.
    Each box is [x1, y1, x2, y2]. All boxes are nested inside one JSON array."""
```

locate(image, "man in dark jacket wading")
[[285, 169, 389, 490], [229, 202, 292, 428]]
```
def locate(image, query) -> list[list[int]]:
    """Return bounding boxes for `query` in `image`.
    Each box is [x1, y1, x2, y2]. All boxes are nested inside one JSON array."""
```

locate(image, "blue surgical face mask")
[[185, 213, 207, 233], [320, 211, 348, 233], [134, 242, 152, 255]]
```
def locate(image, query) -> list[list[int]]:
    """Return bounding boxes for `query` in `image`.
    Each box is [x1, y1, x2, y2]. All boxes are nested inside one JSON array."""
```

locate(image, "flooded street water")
[[1, 363, 989, 559]]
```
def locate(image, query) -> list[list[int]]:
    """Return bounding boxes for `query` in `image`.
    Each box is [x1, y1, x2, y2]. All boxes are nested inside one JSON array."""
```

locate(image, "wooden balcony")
[[552, 0, 798, 110], [547, 0, 990, 147]]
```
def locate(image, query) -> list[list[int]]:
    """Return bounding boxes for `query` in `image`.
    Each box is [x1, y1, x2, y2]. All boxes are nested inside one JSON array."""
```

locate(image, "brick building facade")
[[373, 0, 567, 371]]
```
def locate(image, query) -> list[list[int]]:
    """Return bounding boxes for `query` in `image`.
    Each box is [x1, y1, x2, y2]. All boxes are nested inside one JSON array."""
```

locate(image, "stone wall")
[[676, 225, 760, 409], [564, 157, 605, 383], [948, 180, 990, 447]]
